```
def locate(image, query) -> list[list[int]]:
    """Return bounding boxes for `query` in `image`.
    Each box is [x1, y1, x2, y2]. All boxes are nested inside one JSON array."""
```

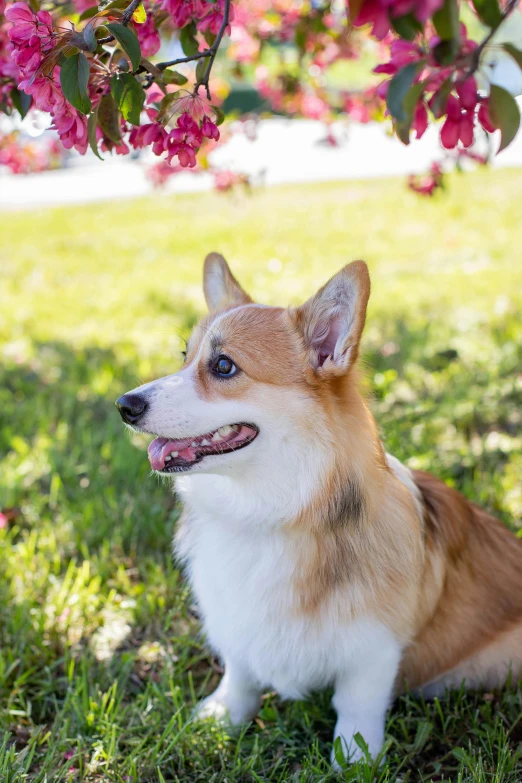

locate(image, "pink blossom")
[[478, 100, 496, 133], [456, 77, 477, 111], [440, 116, 459, 149], [20, 76, 64, 112], [6, 4, 53, 47], [136, 13, 160, 57], [165, 133, 197, 166], [459, 110, 474, 147], [353, 0, 390, 40], [201, 115, 219, 140], [412, 101, 428, 139], [160, 0, 204, 28], [72, 0, 97, 12], [129, 121, 168, 155], [52, 104, 88, 154], [374, 40, 421, 76], [353, 0, 444, 39], [175, 111, 203, 144], [301, 93, 328, 120], [408, 162, 443, 196], [197, 0, 234, 36]]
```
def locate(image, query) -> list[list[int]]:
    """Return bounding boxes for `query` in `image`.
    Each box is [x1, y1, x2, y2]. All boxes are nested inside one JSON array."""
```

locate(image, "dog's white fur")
[[177, 468, 405, 764]]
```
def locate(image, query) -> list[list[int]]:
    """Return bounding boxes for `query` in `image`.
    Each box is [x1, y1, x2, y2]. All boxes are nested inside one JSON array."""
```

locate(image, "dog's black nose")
[[116, 393, 148, 425]]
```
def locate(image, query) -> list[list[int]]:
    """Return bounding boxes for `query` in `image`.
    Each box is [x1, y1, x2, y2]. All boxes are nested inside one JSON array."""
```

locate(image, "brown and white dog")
[[116, 253, 522, 767]]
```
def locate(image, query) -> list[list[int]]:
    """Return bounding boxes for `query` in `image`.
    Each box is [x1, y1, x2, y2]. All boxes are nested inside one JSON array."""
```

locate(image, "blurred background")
[[2, 10, 522, 781]]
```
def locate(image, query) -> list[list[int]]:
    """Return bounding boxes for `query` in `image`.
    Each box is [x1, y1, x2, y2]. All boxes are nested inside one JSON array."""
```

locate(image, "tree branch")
[[155, 50, 212, 72], [97, 0, 142, 45], [460, 0, 518, 82], [194, 0, 231, 100]]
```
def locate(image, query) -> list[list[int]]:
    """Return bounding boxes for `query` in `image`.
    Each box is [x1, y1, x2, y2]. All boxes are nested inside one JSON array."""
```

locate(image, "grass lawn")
[[1, 167, 522, 782]]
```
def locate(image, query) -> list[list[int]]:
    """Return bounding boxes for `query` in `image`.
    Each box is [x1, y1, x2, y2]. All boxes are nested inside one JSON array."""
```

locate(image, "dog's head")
[[116, 253, 370, 480]]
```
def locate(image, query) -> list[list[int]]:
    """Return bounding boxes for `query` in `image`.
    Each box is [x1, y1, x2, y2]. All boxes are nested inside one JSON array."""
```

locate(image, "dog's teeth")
[[218, 425, 233, 437], [165, 455, 172, 461], [191, 441, 197, 447], [211, 431, 222, 442], [201, 438, 210, 446], [171, 451, 178, 457]]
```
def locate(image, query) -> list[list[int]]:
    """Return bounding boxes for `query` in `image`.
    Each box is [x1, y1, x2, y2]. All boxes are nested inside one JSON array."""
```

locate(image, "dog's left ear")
[[203, 252, 252, 312], [293, 261, 370, 376]]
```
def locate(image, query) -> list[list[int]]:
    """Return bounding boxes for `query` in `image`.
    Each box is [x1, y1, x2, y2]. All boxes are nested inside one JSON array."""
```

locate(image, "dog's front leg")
[[331, 634, 402, 768], [195, 659, 262, 725]]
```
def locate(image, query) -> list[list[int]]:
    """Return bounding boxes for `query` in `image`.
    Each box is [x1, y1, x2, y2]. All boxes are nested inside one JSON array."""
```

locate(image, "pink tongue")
[[148, 436, 196, 470]]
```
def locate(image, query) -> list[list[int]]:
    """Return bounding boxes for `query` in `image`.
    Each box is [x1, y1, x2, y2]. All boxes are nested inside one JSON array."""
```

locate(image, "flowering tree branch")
[[2, 0, 522, 195]]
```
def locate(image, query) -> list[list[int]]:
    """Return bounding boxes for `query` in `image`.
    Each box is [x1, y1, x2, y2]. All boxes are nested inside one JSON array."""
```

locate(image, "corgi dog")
[[116, 253, 522, 767]]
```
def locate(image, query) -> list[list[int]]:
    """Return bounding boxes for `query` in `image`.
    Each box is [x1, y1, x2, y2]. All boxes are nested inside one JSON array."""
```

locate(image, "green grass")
[[1, 168, 522, 782]]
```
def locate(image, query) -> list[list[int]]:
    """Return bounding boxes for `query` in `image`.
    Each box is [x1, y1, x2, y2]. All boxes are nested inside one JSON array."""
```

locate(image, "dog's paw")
[[194, 691, 260, 726], [194, 695, 230, 723]]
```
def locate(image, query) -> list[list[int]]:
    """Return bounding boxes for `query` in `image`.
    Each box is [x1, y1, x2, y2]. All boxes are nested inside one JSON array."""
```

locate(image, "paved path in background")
[[1, 117, 522, 211]]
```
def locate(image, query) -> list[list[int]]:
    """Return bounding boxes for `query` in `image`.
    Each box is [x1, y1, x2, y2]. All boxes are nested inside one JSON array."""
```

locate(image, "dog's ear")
[[203, 253, 252, 312], [294, 261, 370, 376]]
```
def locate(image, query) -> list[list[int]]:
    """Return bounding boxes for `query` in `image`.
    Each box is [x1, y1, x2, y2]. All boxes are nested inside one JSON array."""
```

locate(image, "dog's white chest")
[[177, 502, 392, 699]]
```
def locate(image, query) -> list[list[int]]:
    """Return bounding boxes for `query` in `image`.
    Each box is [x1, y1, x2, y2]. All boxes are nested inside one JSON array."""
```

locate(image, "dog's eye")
[[213, 355, 237, 378]]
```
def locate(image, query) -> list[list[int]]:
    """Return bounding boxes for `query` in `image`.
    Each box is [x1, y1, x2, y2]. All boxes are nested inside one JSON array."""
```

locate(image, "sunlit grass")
[[1, 167, 522, 781]]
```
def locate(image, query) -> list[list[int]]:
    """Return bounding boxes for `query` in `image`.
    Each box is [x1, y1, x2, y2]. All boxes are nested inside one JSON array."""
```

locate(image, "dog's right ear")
[[203, 253, 252, 313], [292, 260, 370, 377]]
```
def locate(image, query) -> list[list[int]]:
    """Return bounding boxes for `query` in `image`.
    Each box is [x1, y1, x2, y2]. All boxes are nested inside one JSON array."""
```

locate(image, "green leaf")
[[60, 52, 92, 115], [111, 73, 145, 125], [106, 22, 141, 71], [489, 84, 521, 152], [195, 58, 207, 84], [97, 93, 122, 143], [83, 22, 98, 52], [503, 43, 522, 71], [430, 77, 452, 118], [98, 0, 127, 11], [431, 38, 460, 65], [395, 81, 424, 144], [212, 105, 225, 126], [79, 5, 98, 20], [472, 0, 502, 28], [386, 62, 422, 123], [390, 13, 423, 41], [10, 87, 32, 119], [132, 2, 146, 23], [87, 108, 103, 159], [180, 23, 199, 57], [157, 90, 181, 122], [433, 0, 460, 41], [202, 29, 216, 47], [162, 69, 188, 85]]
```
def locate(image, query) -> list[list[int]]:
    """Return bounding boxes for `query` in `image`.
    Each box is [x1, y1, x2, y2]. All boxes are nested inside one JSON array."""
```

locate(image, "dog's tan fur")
[[182, 253, 522, 695]]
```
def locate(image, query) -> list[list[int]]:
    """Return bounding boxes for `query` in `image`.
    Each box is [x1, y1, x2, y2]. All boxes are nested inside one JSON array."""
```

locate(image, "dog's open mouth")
[[147, 423, 259, 473]]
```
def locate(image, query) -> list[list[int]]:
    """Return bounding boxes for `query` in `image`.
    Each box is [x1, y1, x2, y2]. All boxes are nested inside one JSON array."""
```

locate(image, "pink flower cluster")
[[6, 3, 88, 153], [0, 131, 62, 174], [353, 0, 444, 41], [130, 110, 219, 167], [408, 161, 443, 196], [375, 30, 498, 151], [160, 0, 233, 35]]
